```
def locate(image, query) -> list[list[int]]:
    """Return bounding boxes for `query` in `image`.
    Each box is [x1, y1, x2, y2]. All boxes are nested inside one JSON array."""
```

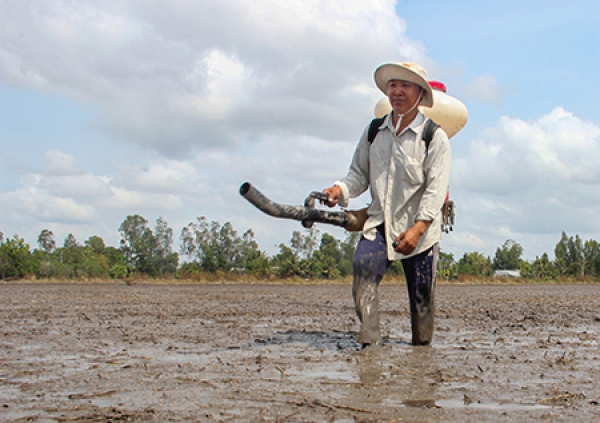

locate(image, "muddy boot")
[[353, 276, 382, 347], [402, 245, 438, 346], [352, 226, 390, 348], [410, 301, 435, 346]]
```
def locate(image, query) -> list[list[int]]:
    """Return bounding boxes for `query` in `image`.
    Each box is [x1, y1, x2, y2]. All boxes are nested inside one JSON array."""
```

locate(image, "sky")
[[1, 0, 600, 261]]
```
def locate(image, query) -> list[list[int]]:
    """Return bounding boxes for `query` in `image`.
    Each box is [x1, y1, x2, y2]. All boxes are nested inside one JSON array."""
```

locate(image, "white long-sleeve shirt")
[[334, 111, 451, 260]]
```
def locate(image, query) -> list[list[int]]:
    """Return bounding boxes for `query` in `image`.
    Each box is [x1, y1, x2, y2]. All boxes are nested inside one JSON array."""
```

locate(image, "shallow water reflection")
[[346, 345, 440, 411]]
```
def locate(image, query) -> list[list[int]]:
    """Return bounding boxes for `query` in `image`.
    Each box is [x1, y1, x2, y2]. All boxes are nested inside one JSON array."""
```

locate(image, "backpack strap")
[[367, 116, 440, 149], [422, 118, 440, 151], [367, 117, 386, 144]]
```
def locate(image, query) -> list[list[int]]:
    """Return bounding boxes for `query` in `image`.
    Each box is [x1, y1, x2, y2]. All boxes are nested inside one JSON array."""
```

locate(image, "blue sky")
[[1, 0, 600, 261]]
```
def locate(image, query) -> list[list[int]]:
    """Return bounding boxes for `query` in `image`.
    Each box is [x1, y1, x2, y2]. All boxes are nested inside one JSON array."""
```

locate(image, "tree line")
[[1, 214, 599, 282]]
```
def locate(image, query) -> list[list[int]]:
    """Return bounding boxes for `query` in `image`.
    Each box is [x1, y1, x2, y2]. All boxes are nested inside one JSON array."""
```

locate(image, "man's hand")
[[322, 185, 341, 208], [393, 220, 431, 255]]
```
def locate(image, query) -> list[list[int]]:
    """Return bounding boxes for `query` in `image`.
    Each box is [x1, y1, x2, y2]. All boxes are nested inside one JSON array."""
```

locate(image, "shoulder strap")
[[422, 118, 440, 150], [368, 116, 440, 149], [367, 117, 386, 144]]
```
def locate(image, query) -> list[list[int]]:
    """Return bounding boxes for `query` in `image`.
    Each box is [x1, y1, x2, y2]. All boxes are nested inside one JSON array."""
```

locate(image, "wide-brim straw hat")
[[374, 62, 434, 108]]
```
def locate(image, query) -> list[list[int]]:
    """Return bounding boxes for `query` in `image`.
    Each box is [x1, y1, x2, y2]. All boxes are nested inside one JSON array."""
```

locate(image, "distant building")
[[493, 270, 521, 278]]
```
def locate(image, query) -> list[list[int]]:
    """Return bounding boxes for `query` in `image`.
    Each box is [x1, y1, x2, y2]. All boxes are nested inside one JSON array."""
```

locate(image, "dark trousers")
[[352, 225, 438, 346]]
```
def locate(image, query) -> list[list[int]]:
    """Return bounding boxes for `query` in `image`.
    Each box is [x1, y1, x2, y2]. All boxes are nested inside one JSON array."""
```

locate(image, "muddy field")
[[1, 281, 600, 422]]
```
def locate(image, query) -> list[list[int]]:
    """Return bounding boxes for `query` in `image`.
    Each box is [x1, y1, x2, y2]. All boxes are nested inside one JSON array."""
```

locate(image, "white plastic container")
[[374, 80, 468, 140]]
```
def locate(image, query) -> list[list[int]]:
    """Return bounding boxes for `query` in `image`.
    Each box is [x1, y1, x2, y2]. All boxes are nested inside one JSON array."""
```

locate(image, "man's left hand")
[[393, 221, 431, 255]]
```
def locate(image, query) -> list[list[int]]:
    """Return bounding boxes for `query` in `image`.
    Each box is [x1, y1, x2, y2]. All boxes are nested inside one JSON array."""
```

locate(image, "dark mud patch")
[[1, 282, 599, 421], [256, 329, 361, 351]]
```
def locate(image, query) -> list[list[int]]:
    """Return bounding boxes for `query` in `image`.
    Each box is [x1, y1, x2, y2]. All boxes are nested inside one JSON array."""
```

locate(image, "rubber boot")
[[353, 276, 382, 346], [410, 294, 435, 346], [352, 226, 390, 347], [403, 245, 438, 346]]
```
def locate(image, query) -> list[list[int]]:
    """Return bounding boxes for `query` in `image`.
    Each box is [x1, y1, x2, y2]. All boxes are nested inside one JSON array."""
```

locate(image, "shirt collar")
[[382, 111, 426, 135]]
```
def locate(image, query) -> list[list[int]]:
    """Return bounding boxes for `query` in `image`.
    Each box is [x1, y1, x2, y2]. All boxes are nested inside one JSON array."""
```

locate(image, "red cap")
[[429, 80, 446, 92]]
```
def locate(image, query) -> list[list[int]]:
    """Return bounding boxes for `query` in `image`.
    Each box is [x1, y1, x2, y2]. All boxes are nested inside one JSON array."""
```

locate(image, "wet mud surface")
[[1, 282, 600, 422]]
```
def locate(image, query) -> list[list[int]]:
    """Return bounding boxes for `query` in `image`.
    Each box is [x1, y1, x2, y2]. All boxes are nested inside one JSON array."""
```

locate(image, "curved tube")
[[239, 182, 358, 229]]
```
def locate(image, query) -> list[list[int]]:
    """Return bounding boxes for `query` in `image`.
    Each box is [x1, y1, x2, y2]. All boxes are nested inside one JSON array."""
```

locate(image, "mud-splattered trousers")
[[353, 225, 438, 346]]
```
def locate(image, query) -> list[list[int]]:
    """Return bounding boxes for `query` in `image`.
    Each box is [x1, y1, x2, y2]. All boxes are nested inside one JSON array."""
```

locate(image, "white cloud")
[[14, 174, 96, 223], [455, 107, 600, 194], [175, 49, 250, 120], [0, 0, 421, 157], [43, 150, 84, 176], [448, 107, 600, 258]]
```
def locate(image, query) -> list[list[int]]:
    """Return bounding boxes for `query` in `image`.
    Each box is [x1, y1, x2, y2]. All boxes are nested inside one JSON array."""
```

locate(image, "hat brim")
[[374, 63, 434, 108]]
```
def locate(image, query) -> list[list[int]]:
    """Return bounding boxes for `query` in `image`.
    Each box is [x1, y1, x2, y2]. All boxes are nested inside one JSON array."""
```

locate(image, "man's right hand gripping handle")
[[322, 185, 341, 208]]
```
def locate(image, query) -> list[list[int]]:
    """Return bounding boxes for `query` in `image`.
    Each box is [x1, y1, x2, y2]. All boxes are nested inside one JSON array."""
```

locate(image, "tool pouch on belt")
[[441, 200, 454, 233]]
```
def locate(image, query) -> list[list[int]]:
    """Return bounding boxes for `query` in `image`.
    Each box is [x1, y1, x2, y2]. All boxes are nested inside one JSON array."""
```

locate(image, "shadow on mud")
[[254, 329, 412, 351]]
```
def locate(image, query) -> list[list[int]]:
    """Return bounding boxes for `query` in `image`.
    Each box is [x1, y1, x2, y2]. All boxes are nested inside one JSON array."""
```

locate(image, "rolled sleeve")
[[333, 181, 350, 208]]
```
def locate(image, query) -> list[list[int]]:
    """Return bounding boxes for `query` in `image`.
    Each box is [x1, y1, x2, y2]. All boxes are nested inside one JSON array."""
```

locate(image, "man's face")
[[386, 79, 422, 114]]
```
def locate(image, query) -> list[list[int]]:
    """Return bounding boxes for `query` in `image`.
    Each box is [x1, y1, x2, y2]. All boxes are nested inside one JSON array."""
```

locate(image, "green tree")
[[154, 217, 172, 255], [290, 231, 304, 259], [37, 229, 56, 254], [568, 234, 584, 277], [216, 221, 238, 272], [34, 249, 55, 278], [84, 236, 106, 254], [522, 253, 557, 280], [34, 230, 57, 278], [135, 226, 158, 275], [290, 227, 320, 260], [338, 232, 360, 277], [119, 214, 177, 276], [0, 235, 34, 279], [271, 243, 301, 277], [303, 227, 320, 259], [152, 217, 178, 275], [179, 217, 241, 273], [180, 222, 198, 262], [554, 232, 585, 277], [312, 233, 341, 279], [198, 220, 228, 272], [119, 214, 149, 268], [64, 233, 80, 249], [583, 239, 600, 277], [104, 246, 128, 269], [438, 251, 456, 280], [554, 232, 569, 276], [236, 229, 270, 275], [180, 216, 212, 268], [457, 252, 492, 276], [319, 233, 341, 262], [493, 239, 524, 270], [81, 250, 110, 279], [56, 234, 86, 278]]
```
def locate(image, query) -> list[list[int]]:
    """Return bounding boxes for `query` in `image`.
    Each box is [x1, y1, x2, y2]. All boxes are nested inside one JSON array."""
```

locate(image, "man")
[[323, 62, 451, 348]]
